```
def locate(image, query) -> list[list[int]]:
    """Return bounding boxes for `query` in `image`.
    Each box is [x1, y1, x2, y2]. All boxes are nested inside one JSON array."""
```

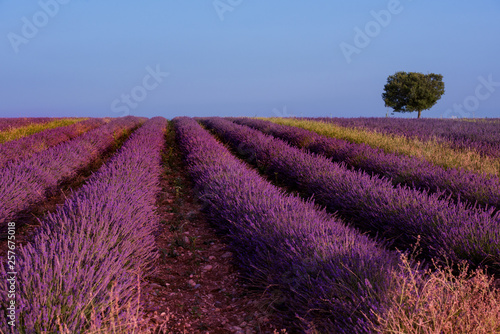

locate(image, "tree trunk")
[[418, 110, 421, 118]]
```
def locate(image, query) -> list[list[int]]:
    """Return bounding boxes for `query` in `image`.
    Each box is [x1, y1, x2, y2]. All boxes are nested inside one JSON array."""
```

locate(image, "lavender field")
[[1, 117, 500, 334]]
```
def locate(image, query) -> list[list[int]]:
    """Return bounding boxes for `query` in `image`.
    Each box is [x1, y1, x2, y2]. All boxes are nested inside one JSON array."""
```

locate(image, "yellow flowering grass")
[[264, 118, 500, 178], [0, 118, 87, 144]]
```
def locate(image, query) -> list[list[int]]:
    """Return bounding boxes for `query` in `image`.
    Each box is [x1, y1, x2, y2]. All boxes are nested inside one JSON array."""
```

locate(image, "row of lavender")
[[0, 117, 167, 333], [0, 118, 106, 168], [313, 117, 500, 158], [231, 118, 500, 211], [0, 117, 59, 132], [175, 117, 399, 333], [201, 117, 500, 274], [0, 116, 144, 228]]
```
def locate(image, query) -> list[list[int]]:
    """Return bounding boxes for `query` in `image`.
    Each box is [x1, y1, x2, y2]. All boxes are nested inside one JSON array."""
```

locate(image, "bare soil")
[[139, 125, 288, 334]]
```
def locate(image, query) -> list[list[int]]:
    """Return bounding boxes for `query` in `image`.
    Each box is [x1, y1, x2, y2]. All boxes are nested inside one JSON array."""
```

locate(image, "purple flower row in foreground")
[[0, 117, 167, 333], [201, 117, 500, 274], [0, 118, 106, 168], [231, 117, 500, 211], [0, 117, 59, 132], [312, 117, 500, 158], [0, 116, 144, 227], [175, 117, 399, 333]]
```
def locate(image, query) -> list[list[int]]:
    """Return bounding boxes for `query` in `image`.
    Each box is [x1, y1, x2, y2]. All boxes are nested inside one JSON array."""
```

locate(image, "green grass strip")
[[264, 117, 500, 178], [0, 118, 87, 144]]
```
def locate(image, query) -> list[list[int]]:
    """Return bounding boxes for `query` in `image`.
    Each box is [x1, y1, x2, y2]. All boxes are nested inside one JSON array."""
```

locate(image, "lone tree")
[[382, 71, 445, 118]]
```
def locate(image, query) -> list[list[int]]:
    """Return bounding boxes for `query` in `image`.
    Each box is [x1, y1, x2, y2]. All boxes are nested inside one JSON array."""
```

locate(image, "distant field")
[[0, 117, 87, 143], [1, 116, 499, 334], [266, 117, 500, 177], [0, 117, 58, 132]]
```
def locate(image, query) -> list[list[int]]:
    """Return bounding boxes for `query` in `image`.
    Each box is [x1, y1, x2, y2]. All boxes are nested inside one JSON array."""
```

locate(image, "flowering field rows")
[[0, 116, 499, 333], [313, 117, 500, 158], [270, 117, 500, 177], [0, 116, 144, 229], [231, 117, 500, 212], [202, 117, 500, 272]]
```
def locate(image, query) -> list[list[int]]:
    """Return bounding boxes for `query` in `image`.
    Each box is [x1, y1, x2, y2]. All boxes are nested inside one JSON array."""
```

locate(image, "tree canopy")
[[382, 72, 445, 118]]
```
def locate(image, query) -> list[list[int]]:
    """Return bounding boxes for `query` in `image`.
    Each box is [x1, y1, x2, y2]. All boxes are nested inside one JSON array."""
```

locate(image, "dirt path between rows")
[[139, 124, 288, 334]]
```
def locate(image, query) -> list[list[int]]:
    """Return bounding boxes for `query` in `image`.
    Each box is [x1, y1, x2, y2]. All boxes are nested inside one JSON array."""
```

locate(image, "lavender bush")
[[201, 117, 500, 274], [0, 118, 106, 168], [0, 116, 144, 228], [0, 117, 167, 333], [230, 117, 500, 211], [175, 117, 400, 333]]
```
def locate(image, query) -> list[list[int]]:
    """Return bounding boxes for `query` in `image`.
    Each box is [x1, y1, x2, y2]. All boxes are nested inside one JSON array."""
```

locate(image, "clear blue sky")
[[1, 0, 499, 119]]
